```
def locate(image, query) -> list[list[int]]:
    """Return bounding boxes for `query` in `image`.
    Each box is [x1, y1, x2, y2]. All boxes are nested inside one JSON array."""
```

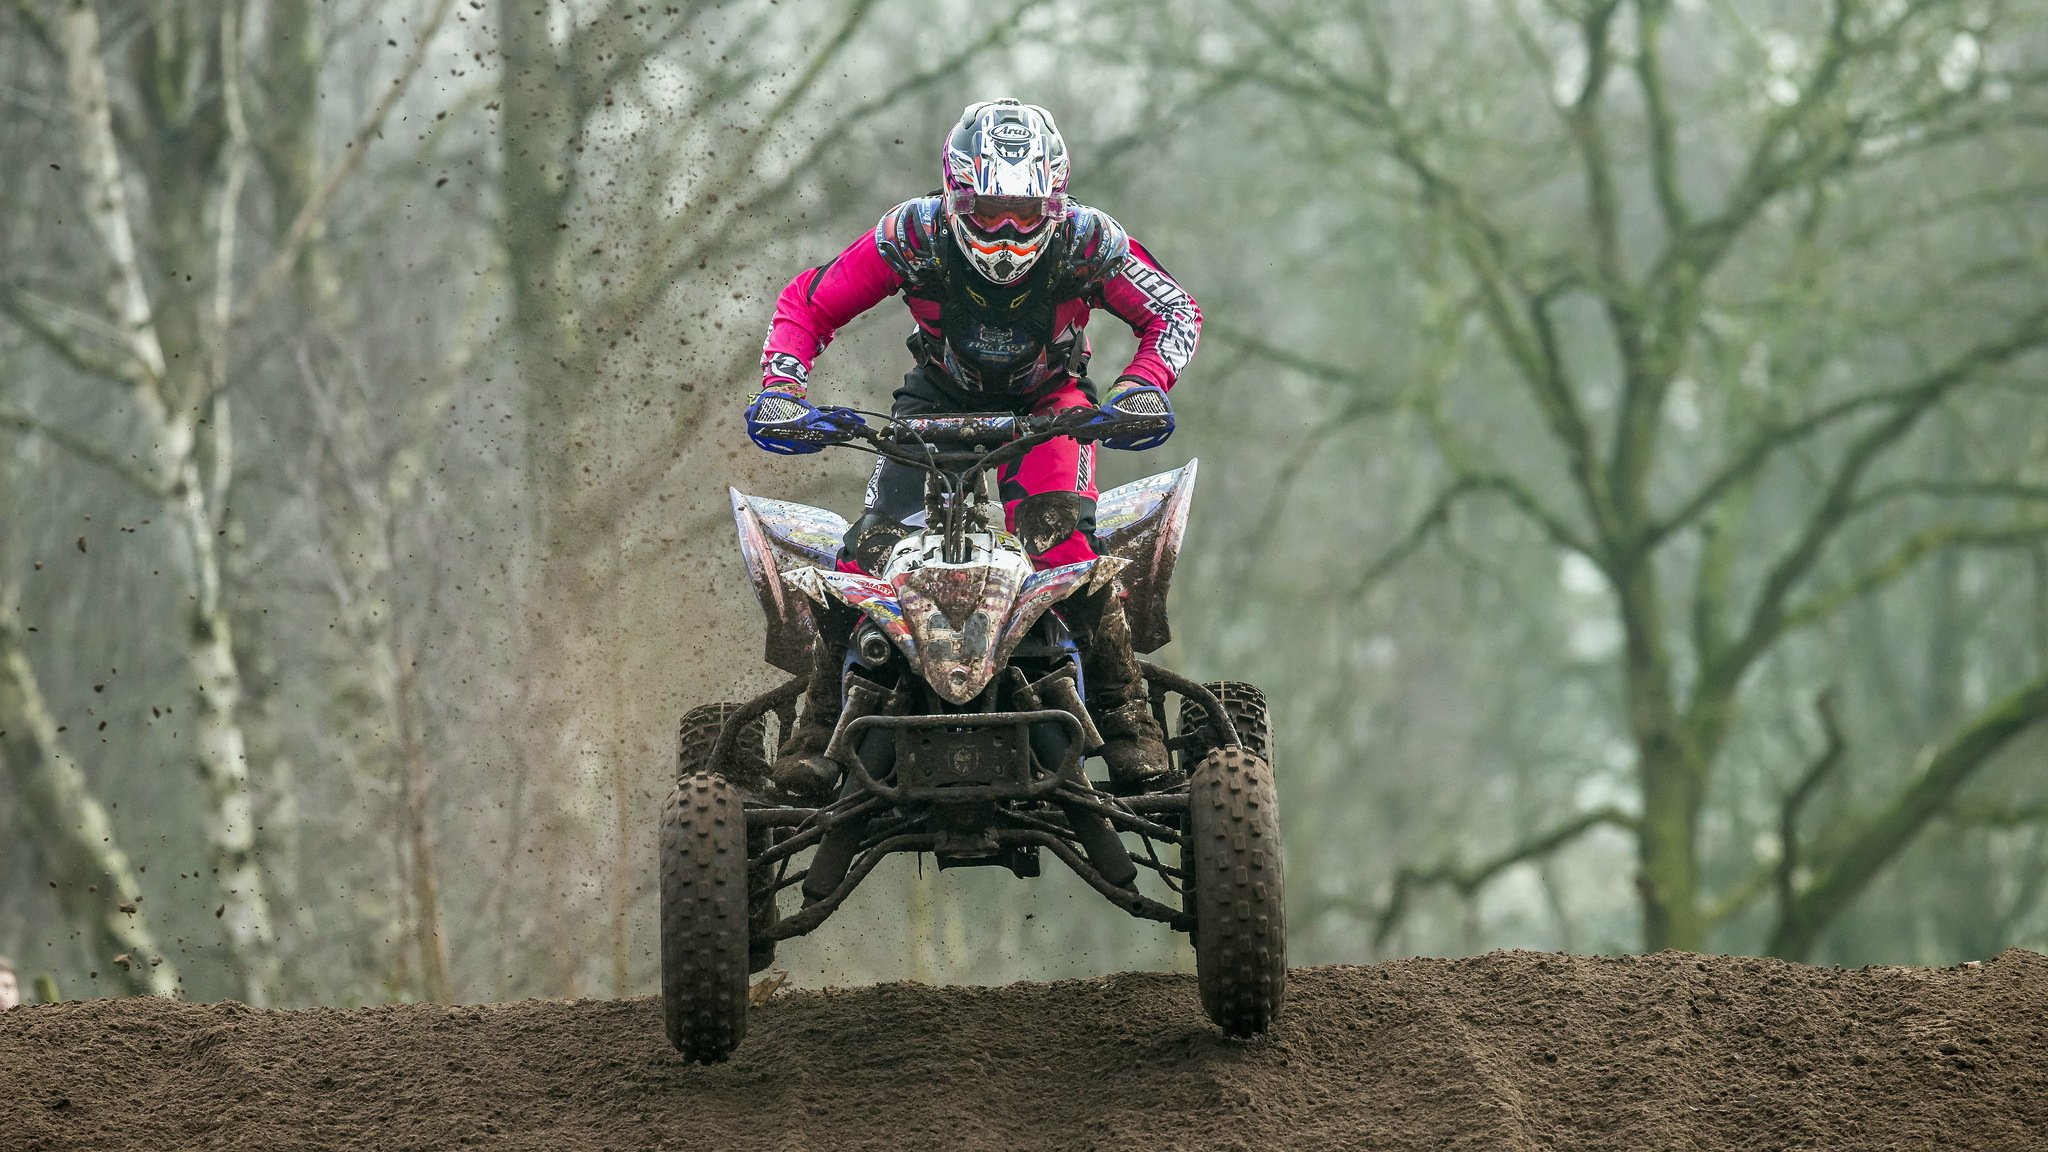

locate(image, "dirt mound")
[[3, 949, 2045, 1151]]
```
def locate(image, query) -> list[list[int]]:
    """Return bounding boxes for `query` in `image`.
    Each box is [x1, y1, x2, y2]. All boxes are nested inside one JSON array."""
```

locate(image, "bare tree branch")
[[0, 404, 163, 495], [1203, 322, 1405, 405], [0, 282, 134, 382], [1632, 0, 1689, 233], [1705, 310, 2048, 682], [1941, 801, 2048, 829], [1780, 519, 2048, 634], [62, 1, 167, 391], [1768, 667, 2048, 959], [1851, 478, 2048, 512], [1369, 806, 1638, 948], [238, 0, 459, 318], [1776, 690, 1846, 917]]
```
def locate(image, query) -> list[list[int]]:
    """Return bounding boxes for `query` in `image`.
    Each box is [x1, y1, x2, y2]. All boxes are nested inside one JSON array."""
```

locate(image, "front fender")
[[993, 556, 1126, 664], [1094, 460, 1196, 654], [782, 567, 918, 665], [733, 489, 848, 674]]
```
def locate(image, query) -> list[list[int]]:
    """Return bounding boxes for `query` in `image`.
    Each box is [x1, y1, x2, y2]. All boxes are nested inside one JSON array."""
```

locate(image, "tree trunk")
[[396, 638, 452, 1002], [0, 605, 180, 997], [1615, 555, 1706, 952], [1635, 742, 1704, 951], [62, 1, 281, 1005]]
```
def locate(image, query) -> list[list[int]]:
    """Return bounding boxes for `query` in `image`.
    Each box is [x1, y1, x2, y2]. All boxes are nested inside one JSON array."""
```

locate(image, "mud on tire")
[[1186, 746, 1286, 1037], [676, 703, 778, 973], [1177, 681, 1274, 771], [677, 702, 770, 786], [660, 772, 751, 1062]]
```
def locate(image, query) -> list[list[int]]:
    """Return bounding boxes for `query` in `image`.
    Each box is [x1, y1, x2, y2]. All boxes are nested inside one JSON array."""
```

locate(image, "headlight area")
[[854, 624, 895, 668]]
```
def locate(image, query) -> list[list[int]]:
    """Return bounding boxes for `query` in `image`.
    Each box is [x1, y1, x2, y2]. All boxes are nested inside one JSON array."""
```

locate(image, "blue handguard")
[[745, 388, 864, 455], [1079, 378, 1175, 451]]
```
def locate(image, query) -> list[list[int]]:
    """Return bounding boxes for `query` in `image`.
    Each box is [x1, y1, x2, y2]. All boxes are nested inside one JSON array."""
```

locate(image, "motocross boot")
[[1067, 584, 1172, 791], [771, 633, 845, 803]]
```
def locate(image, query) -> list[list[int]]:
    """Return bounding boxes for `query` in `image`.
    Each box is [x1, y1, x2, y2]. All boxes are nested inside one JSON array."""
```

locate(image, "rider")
[[746, 98, 1202, 798]]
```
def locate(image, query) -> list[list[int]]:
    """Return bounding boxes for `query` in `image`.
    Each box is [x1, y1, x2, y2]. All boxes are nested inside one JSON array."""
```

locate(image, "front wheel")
[[660, 772, 751, 1062], [1186, 746, 1286, 1037]]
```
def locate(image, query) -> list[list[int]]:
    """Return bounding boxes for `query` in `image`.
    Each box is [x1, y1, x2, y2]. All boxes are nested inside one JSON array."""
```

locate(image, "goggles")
[[945, 189, 1066, 235]]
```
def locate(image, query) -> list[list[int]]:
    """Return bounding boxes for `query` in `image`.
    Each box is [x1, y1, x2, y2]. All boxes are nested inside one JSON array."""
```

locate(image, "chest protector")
[[929, 221, 1075, 398]]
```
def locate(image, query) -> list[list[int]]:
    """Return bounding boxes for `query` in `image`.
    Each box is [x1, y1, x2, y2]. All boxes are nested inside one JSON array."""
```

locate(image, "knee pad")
[[843, 513, 912, 574], [1012, 492, 1096, 559]]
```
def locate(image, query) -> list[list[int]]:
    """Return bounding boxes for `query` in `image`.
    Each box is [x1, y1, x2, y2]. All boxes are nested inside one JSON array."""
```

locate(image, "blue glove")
[[745, 388, 864, 455], [1079, 378, 1174, 451]]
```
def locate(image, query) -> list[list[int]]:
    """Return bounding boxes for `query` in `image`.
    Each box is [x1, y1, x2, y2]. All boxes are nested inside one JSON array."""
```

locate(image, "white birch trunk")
[[62, 1, 280, 1006], [0, 604, 180, 997]]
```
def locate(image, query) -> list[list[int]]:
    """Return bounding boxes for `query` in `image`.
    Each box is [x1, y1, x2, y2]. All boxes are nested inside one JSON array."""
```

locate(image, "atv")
[[659, 407, 1283, 1063]]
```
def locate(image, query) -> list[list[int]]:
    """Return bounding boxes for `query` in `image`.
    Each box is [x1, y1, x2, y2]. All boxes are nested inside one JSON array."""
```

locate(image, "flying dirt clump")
[[3, 949, 2045, 1151]]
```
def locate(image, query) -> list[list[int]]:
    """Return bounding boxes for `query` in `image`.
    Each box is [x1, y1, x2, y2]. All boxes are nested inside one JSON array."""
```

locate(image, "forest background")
[[2, 0, 2045, 1007]]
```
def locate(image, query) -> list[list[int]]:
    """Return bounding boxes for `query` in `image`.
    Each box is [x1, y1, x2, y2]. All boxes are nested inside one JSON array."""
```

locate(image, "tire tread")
[[660, 772, 751, 1062], [1187, 746, 1286, 1036]]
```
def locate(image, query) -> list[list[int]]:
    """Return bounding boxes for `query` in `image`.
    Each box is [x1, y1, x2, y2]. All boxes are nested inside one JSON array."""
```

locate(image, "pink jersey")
[[760, 196, 1200, 400]]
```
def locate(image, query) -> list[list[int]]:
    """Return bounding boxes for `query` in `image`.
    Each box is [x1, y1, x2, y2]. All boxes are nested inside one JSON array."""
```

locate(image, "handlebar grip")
[[885, 413, 1051, 447]]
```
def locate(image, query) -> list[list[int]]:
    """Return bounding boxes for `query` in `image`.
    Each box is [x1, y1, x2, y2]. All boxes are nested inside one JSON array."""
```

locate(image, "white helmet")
[[941, 99, 1070, 284]]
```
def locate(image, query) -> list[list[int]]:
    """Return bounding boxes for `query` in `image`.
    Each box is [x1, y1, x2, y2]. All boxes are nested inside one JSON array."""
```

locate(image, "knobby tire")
[[1187, 746, 1286, 1037], [660, 772, 751, 1062]]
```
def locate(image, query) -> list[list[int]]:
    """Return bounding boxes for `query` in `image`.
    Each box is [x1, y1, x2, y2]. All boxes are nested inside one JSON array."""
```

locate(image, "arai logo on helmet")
[[987, 122, 1032, 143]]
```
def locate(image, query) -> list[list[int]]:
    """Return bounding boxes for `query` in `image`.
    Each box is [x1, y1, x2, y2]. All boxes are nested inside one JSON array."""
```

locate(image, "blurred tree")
[[0, 0, 452, 1002], [1199, 0, 2048, 952], [0, 573, 179, 997], [495, 0, 1050, 994]]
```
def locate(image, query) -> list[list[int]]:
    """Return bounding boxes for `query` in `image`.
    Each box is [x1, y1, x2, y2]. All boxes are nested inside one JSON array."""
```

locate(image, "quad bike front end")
[[659, 413, 1284, 1064]]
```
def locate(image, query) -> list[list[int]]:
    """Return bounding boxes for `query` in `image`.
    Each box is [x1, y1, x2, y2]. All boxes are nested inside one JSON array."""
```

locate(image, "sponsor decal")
[[988, 122, 1032, 143], [962, 322, 1032, 363], [1120, 257, 1191, 310], [1118, 257, 1199, 374], [765, 352, 809, 386]]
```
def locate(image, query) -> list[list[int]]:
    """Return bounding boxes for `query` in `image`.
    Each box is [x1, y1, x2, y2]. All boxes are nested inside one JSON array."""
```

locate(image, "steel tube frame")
[[759, 827, 1190, 940], [1138, 661, 1241, 749]]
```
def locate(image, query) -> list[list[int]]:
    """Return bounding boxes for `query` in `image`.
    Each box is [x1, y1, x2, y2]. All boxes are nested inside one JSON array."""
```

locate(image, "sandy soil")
[[3, 949, 2044, 1151]]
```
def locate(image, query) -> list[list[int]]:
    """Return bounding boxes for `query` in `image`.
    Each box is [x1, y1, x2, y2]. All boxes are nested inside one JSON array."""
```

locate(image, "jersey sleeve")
[[1094, 237, 1202, 391], [758, 221, 908, 393]]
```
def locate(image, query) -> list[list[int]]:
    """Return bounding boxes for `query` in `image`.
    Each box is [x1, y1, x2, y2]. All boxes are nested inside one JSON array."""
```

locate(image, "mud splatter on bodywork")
[[996, 556, 1124, 659], [731, 489, 848, 674], [895, 548, 1031, 704], [738, 460, 1189, 691], [1093, 461, 1196, 654], [782, 543, 1122, 706], [782, 567, 917, 665]]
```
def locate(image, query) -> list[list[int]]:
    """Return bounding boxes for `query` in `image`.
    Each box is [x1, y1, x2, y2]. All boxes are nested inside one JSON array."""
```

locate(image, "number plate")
[[897, 724, 1031, 794]]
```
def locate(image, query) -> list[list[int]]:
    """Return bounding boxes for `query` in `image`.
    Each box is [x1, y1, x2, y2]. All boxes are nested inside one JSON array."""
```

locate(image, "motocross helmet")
[[942, 99, 1069, 285]]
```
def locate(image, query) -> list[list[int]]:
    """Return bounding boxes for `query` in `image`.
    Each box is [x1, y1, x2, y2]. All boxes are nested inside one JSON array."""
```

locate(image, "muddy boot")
[[771, 634, 844, 803], [1068, 584, 1172, 791]]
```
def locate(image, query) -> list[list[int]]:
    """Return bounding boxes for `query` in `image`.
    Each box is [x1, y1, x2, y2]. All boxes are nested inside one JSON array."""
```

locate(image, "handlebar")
[[877, 412, 1070, 449], [808, 407, 1171, 477]]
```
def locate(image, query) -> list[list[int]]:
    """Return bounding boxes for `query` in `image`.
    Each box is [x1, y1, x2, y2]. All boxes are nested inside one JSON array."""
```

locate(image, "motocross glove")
[[1080, 377, 1174, 451], [745, 387, 864, 455]]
